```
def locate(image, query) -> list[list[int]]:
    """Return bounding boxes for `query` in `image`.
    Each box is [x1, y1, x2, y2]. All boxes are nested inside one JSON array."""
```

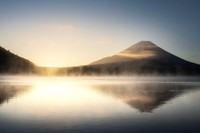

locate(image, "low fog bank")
[[1, 75, 200, 85], [1, 64, 200, 78]]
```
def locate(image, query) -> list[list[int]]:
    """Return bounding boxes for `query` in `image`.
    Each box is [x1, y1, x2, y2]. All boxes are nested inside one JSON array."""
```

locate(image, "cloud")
[[117, 50, 155, 59]]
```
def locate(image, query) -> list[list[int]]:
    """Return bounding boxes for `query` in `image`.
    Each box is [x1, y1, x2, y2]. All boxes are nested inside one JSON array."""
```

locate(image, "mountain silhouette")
[[87, 41, 200, 75], [0, 46, 36, 74], [62, 41, 200, 75]]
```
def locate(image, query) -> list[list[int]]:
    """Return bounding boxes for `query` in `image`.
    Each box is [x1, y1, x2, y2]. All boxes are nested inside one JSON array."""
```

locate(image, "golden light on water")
[[31, 81, 95, 104], [1, 77, 131, 120]]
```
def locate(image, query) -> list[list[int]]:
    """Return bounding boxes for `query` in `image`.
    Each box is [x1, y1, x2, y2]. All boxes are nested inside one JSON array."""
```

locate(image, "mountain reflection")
[[93, 83, 199, 112], [0, 85, 30, 106]]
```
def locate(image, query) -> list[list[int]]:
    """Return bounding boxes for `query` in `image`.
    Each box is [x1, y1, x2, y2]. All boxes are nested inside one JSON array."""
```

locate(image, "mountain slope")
[[0, 46, 36, 74], [61, 41, 200, 76]]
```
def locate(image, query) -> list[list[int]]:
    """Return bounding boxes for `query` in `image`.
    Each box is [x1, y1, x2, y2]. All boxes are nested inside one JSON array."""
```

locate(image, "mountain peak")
[[91, 41, 181, 65], [136, 41, 155, 45], [91, 41, 163, 65], [126, 41, 157, 49], [116, 41, 162, 59]]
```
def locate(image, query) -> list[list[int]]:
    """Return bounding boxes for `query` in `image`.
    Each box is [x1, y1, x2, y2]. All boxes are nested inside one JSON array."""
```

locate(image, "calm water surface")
[[0, 76, 200, 133]]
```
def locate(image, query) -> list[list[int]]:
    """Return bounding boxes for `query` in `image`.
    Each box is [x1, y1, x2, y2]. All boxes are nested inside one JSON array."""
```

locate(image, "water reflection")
[[0, 78, 199, 113], [0, 77, 200, 133], [93, 83, 199, 112]]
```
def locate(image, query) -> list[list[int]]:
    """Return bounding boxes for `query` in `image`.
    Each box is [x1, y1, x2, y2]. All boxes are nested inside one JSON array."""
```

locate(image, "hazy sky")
[[0, 0, 200, 67]]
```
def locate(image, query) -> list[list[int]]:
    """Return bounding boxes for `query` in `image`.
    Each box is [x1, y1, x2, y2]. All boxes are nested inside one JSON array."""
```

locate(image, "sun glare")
[[31, 79, 92, 102]]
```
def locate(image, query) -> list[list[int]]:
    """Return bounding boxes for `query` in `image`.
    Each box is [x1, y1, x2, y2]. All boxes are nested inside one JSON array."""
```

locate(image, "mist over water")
[[0, 76, 200, 133]]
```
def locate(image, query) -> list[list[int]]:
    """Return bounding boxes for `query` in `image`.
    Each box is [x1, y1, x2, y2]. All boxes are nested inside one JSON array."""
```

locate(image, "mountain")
[[0, 46, 36, 74], [91, 41, 173, 65], [61, 41, 200, 75]]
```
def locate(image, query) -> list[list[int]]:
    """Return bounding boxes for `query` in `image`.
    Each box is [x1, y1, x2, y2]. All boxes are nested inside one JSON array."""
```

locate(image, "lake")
[[0, 76, 200, 133]]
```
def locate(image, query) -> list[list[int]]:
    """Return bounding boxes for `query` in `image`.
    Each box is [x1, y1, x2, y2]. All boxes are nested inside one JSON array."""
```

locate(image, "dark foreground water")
[[0, 76, 200, 133]]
